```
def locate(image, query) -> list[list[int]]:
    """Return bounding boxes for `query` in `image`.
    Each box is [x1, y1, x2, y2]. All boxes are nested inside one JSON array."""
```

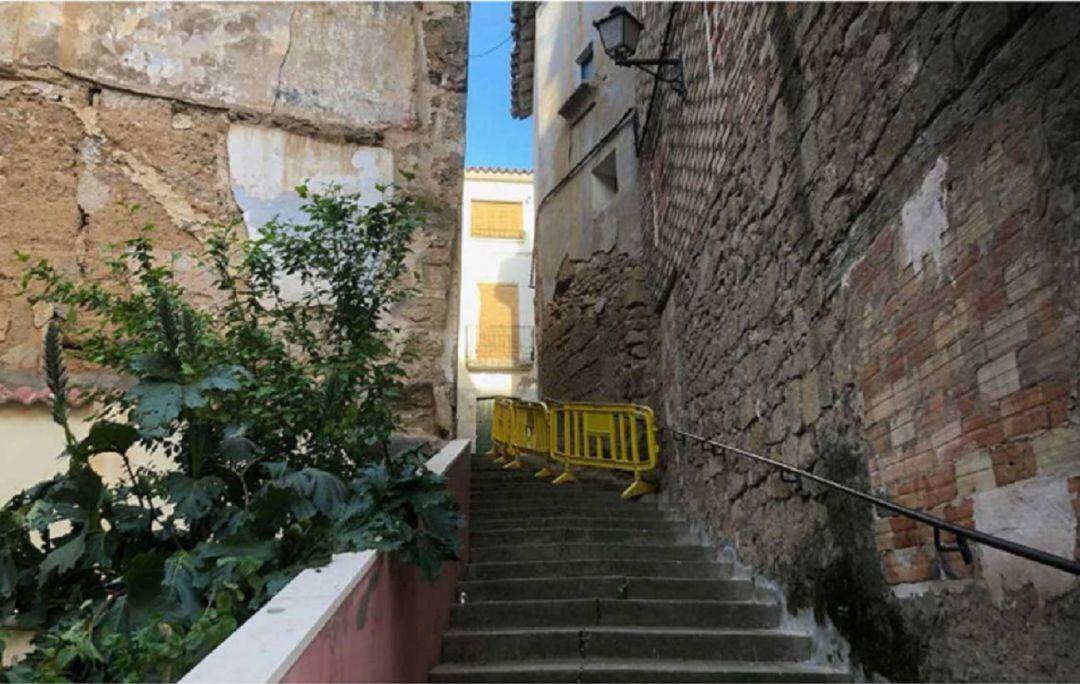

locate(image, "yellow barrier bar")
[[491, 397, 514, 464], [487, 398, 660, 498], [548, 401, 659, 499]]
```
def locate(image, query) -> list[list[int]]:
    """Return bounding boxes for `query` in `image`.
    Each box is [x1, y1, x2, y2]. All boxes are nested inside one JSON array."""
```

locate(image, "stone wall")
[[0, 2, 467, 437], [632, 3, 1079, 680], [538, 251, 657, 404]]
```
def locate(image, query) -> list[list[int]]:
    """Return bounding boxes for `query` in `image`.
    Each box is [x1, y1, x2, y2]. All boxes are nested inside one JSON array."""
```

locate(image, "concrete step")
[[470, 471, 632, 487], [473, 479, 626, 490], [465, 559, 733, 581], [471, 526, 682, 547], [471, 490, 629, 505], [471, 498, 638, 512], [430, 659, 851, 683], [471, 504, 666, 519], [451, 598, 781, 629], [457, 576, 753, 602], [440, 626, 813, 663], [471, 542, 710, 563], [471, 487, 654, 502], [471, 516, 683, 533]]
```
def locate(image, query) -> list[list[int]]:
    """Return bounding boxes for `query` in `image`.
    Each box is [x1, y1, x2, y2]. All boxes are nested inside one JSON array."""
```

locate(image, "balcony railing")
[[465, 325, 534, 370]]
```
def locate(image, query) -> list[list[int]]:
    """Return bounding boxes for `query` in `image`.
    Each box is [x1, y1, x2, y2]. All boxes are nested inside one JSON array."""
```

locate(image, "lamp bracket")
[[615, 56, 687, 99]]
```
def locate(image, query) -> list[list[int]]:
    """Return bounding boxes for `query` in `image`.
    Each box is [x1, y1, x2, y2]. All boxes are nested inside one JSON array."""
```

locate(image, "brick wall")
[[634, 3, 1079, 679]]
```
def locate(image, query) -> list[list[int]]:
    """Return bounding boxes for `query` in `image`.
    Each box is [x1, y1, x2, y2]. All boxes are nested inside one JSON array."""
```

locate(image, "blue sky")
[[465, 2, 533, 171]]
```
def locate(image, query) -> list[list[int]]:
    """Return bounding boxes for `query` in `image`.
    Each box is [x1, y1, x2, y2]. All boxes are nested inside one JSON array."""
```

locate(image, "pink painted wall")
[[281, 449, 471, 683]]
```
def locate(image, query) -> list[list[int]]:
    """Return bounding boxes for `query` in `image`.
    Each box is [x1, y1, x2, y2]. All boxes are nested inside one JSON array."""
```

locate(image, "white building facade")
[[455, 168, 538, 450]]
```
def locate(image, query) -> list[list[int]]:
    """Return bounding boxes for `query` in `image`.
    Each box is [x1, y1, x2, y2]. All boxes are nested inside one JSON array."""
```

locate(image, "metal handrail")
[[663, 426, 1080, 576]]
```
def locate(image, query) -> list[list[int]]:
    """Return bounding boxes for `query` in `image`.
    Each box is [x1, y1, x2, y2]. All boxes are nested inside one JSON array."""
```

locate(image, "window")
[[577, 42, 595, 82], [471, 200, 524, 239], [591, 150, 618, 209], [476, 283, 520, 364]]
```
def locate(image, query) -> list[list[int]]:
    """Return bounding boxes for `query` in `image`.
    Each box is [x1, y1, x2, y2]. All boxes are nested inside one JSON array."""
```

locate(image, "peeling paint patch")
[[900, 156, 948, 276], [226, 123, 394, 299], [13, 3, 291, 115], [226, 123, 393, 234]]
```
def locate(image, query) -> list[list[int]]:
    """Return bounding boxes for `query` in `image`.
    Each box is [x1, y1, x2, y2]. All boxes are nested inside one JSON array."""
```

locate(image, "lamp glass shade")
[[594, 6, 644, 62]]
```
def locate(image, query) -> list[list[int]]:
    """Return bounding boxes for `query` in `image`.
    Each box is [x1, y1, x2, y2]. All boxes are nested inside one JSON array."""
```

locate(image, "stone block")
[[1032, 428, 1080, 477], [800, 369, 821, 426], [973, 476, 1077, 602], [954, 449, 995, 498], [990, 442, 1036, 487], [889, 408, 916, 450], [1002, 406, 1049, 439], [976, 352, 1021, 401]]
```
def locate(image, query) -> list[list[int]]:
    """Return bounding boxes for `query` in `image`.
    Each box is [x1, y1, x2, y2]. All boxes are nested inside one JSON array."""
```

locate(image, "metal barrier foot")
[[503, 457, 524, 470], [534, 466, 555, 479], [620, 476, 655, 499], [552, 469, 577, 485]]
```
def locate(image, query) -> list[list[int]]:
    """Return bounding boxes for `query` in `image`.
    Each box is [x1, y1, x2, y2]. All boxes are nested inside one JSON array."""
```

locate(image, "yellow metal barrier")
[[487, 398, 660, 498], [503, 400, 552, 474], [548, 402, 659, 499], [490, 397, 514, 464]]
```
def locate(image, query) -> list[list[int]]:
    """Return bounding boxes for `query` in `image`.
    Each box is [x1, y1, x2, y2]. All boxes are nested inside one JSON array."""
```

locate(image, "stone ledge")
[[180, 439, 471, 684]]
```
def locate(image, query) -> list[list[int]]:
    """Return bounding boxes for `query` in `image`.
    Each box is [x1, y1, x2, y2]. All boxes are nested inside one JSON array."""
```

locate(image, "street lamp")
[[593, 6, 686, 99]]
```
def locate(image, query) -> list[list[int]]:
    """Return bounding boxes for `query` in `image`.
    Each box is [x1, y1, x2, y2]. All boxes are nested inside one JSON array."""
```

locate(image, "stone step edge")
[[465, 559, 729, 569], [441, 626, 813, 639], [430, 658, 849, 675], [452, 597, 777, 609], [458, 575, 747, 586], [471, 542, 707, 552]]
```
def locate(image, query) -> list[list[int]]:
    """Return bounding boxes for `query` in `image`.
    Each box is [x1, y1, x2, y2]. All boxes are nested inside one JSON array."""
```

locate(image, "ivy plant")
[[0, 184, 460, 682]]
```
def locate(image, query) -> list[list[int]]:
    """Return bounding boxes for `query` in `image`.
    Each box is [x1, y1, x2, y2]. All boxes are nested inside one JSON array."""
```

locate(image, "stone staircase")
[[428, 459, 849, 683]]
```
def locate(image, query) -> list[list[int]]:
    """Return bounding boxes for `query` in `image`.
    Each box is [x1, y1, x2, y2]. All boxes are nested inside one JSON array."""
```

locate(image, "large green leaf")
[[127, 380, 183, 436], [37, 533, 86, 586], [181, 385, 209, 409], [185, 421, 217, 478], [163, 474, 225, 522], [278, 468, 347, 517], [219, 435, 258, 467], [162, 552, 202, 618], [129, 352, 180, 380], [47, 467, 105, 528], [124, 552, 165, 610], [195, 365, 247, 392], [403, 533, 449, 582], [250, 485, 299, 527], [417, 499, 462, 541], [78, 421, 139, 456], [0, 548, 17, 599]]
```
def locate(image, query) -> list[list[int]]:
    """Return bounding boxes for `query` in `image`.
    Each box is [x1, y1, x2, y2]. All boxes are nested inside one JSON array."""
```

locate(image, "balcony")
[[465, 325, 534, 370]]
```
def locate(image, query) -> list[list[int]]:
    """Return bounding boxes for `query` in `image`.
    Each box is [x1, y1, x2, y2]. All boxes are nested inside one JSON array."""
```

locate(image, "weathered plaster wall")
[[630, 3, 1079, 680], [0, 3, 467, 448], [529, 2, 655, 404]]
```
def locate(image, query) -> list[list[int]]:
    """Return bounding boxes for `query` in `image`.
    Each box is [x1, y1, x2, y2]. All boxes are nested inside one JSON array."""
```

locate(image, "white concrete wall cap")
[[179, 439, 471, 683]]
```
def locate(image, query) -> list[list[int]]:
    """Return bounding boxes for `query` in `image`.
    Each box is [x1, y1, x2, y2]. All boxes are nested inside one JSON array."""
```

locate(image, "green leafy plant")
[[0, 185, 460, 682]]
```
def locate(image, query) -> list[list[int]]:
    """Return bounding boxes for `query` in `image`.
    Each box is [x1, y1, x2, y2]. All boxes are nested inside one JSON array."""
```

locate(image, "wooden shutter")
[[471, 200, 524, 239], [477, 283, 520, 363]]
